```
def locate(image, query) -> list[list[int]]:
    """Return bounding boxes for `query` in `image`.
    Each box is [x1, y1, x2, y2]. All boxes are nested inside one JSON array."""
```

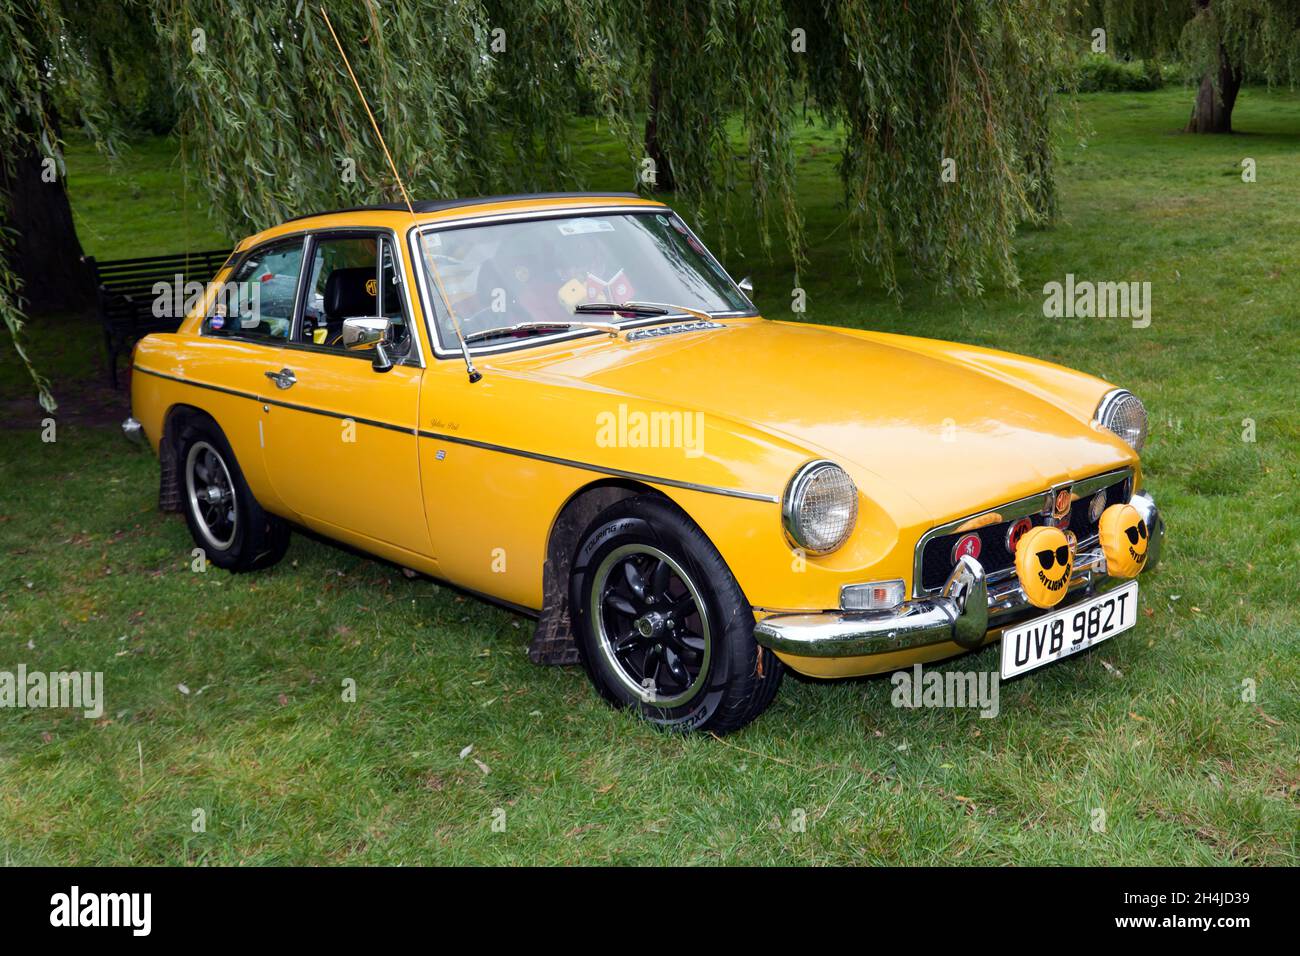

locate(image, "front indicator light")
[[840, 580, 905, 611]]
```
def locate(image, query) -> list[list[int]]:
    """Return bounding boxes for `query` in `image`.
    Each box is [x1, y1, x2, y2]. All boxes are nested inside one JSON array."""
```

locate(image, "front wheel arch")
[[567, 494, 783, 734], [529, 479, 662, 665]]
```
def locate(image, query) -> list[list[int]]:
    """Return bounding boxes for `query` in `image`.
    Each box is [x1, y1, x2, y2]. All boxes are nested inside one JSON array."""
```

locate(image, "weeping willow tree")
[[1078, 1, 1300, 133], [584, 0, 1066, 291], [2, 0, 127, 410], [3, 0, 1074, 408], [788, 0, 1066, 292]]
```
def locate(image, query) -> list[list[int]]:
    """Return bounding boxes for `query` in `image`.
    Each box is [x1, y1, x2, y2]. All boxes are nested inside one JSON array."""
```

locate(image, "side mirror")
[[340, 316, 396, 373], [341, 316, 390, 350], [738, 276, 754, 296]]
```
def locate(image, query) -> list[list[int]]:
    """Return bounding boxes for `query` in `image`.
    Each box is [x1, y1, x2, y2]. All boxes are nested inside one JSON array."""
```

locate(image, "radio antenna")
[[318, 6, 481, 383]]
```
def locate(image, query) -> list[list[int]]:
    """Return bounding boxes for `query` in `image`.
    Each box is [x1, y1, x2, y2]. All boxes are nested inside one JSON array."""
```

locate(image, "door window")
[[299, 234, 413, 360]]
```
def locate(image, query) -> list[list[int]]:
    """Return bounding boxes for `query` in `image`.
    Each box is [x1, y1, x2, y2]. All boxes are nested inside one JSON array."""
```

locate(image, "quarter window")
[[217, 239, 305, 342]]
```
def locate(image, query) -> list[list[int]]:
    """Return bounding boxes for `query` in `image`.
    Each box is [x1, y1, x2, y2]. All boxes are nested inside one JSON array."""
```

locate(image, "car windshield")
[[416, 211, 750, 350]]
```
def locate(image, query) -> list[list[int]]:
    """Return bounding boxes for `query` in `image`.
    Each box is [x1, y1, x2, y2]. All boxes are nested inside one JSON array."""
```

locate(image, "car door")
[[185, 236, 309, 517], [259, 230, 432, 559]]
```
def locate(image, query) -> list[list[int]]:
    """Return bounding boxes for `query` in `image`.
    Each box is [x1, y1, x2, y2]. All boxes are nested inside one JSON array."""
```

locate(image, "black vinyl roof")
[[283, 191, 647, 224]]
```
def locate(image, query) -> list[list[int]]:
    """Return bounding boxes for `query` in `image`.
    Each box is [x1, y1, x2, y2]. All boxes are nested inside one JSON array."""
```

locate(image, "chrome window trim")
[[403, 206, 758, 359], [203, 227, 426, 369], [297, 227, 426, 369], [910, 466, 1134, 597], [200, 233, 309, 349]]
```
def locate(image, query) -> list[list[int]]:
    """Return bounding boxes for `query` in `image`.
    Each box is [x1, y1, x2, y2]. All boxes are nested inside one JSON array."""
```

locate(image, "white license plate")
[[1001, 581, 1139, 679]]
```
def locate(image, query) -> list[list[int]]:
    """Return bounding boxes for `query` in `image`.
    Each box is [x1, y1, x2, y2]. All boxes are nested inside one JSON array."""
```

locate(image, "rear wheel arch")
[[171, 411, 289, 572], [159, 404, 216, 512]]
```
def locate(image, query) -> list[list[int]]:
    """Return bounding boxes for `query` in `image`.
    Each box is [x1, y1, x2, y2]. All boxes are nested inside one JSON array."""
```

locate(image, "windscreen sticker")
[[585, 269, 634, 302], [557, 218, 615, 236]]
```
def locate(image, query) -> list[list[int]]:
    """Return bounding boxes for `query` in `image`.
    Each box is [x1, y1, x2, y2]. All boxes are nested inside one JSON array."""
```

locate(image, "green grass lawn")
[[0, 88, 1296, 865]]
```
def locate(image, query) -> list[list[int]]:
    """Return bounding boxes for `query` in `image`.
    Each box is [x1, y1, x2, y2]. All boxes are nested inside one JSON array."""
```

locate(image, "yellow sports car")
[[125, 193, 1163, 734]]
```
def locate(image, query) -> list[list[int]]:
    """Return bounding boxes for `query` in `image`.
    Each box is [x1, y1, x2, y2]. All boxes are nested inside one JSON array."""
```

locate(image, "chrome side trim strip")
[[415, 429, 778, 503], [134, 366, 260, 403], [133, 366, 777, 503], [133, 366, 415, 435]]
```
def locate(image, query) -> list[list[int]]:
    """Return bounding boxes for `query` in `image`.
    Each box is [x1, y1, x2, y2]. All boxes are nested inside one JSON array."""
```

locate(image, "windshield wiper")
[[462, 320, 622, 345], [576, 300, 717, 322]]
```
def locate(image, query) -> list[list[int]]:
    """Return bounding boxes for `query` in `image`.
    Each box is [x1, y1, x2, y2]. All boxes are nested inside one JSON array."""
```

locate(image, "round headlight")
[[1095, 389, 1148, 452], [782, 461, 859, 554]]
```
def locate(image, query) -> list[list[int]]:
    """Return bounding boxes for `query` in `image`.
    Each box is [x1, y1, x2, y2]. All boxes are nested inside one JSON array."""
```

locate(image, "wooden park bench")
[[87, 249, 232, 387]]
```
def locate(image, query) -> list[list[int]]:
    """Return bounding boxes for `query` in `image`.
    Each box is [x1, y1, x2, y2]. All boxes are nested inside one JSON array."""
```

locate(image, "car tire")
[[177, 417, 289, 573], [569, 495, 783, 735]]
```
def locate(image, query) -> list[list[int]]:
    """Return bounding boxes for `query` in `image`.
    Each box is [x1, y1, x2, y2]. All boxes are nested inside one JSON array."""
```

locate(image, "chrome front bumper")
[[754, 490, 1164, 658]]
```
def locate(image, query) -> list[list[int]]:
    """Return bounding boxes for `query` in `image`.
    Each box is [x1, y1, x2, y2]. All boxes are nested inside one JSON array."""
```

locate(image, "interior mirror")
[[341, 316, 390, 351], [738, 276, 754, 295]]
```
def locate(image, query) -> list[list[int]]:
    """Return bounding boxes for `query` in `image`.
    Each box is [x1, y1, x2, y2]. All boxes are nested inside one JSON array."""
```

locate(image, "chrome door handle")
[[265, 368, 296, 390]]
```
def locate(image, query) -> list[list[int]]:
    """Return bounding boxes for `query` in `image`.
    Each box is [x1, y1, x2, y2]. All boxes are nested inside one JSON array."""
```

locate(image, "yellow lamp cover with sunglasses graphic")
[[1015, 524, 1075, 609], [1099, 502, 1149, 578]]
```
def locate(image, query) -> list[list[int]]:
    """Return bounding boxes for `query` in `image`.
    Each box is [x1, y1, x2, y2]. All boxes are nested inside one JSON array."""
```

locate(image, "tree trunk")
[[1186, 44, 1243, 133], [643, 65, 676, 192], [1, 141, 95, 314]]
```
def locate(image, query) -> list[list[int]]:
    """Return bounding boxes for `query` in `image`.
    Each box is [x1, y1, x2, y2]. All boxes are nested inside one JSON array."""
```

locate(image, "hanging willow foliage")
[[788, 0, 1067, 293], [155, 0, 1072, 291], [1075, 1, 1300, 131], [1, 0, 122, 411], [3, 0, 1076, 405], [1077, 0, 1300, 79]]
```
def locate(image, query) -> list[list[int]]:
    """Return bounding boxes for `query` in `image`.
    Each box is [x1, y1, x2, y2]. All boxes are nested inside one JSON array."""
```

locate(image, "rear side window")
[[211, 239, 306, 342]]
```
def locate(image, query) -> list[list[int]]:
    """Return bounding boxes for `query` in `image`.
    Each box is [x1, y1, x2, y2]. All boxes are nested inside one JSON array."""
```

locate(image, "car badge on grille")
[[1006, 517, 1033, 553], [1042, 486, 1072, 526], [951, 533, 982, 563]]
